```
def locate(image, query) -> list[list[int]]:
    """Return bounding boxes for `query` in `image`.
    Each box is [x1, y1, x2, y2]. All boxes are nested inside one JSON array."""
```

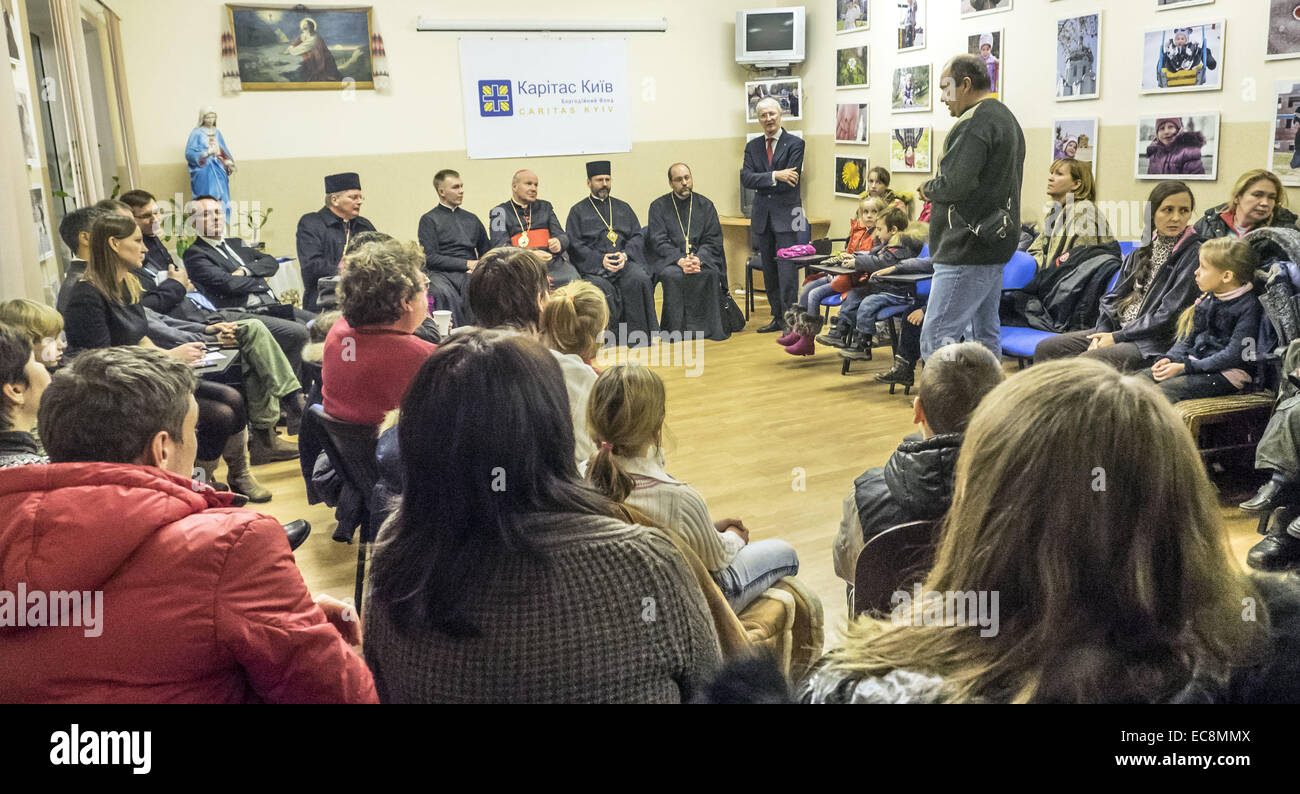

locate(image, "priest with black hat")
[[647, 163, 729, 341], [295, 171, 377, 311], [564, 160, 658, 341]]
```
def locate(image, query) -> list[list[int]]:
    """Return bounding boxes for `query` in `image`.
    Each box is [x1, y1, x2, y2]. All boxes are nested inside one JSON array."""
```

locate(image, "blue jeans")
[[798, 278, 839, 314], [836, 289, 867, 329], [853, 293, 911, 335], [919, 263, 1005, 360], [713, 539, 800, 612]]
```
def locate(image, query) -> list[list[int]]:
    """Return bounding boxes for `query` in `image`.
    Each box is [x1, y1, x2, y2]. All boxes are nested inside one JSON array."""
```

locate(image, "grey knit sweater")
[[363, 513, 723, 703]]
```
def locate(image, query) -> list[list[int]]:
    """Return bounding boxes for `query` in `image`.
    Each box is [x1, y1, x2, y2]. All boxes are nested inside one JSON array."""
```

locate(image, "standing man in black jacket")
[[918, 54, 1025, 359], [741, 97, 805, 332], [295, 172, 377, 311]]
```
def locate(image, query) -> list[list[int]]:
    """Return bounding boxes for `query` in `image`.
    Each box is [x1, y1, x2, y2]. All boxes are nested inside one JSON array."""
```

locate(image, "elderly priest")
[[488, 169, 577, 287], [295, 172, 377, 311]]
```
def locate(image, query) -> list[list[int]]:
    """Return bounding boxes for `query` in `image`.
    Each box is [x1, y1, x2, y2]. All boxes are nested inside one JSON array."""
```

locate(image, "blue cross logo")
[[478, 80, 512, 117]]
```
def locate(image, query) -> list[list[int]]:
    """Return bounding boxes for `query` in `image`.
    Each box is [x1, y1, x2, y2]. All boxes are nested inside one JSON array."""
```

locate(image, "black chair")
[[852, 519, 941, 618], [309, 404, 380, 613]]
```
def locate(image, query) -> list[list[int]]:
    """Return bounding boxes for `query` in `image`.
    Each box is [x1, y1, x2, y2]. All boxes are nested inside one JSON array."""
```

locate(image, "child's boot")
[[874, 355, 916, 394]]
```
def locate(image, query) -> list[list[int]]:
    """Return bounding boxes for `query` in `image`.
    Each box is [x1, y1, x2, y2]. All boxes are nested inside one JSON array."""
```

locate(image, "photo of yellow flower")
[[835, 155, 868, 197]]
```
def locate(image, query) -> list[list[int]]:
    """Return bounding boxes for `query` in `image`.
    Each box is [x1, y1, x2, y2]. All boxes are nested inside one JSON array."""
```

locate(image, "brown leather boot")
[[223, 430, 272, 503], [249, 426, 299, 465]]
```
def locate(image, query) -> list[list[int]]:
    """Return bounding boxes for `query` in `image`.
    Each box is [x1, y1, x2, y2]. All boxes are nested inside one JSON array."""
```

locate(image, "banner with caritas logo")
[[459, 36, 630, 159]]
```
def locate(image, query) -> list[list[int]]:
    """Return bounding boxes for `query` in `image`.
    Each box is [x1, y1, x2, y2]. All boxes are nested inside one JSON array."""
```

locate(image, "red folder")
[[512, 229, 551, 249]]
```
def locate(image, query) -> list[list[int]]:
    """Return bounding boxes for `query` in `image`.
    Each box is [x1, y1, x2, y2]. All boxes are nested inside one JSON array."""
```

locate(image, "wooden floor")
[[245, 296, 1269, 648]]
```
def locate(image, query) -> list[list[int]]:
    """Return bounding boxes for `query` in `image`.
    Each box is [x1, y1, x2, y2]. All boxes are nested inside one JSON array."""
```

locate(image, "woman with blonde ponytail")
[[583, 364, 800, 610], [1141, 237, 1262, 403], [540, 280, 609, 462]]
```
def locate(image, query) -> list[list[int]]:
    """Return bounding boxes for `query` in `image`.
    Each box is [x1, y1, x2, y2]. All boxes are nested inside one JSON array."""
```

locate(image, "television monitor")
[[735, 7, 806, 68]]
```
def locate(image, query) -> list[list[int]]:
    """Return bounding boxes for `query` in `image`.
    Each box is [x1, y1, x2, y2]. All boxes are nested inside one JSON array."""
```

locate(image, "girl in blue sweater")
[[1143, 237, 1262, 403]]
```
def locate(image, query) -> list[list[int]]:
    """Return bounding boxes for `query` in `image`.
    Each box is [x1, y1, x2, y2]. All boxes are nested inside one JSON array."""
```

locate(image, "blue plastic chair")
[[919, 243, 930, 259], [1002, 250, 1037, 290], [1001, 269, 1121, 367], [819, 291, 844, 323], [1118, 240, 1138, 258]]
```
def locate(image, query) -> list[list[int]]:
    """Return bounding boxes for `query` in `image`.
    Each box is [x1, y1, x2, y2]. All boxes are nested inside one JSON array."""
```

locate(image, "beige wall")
[[102, 0, 1300, 265]]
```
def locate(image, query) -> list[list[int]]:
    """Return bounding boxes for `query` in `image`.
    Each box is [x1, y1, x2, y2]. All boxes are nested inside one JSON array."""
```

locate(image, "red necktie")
[[766, 137, 775, 166]]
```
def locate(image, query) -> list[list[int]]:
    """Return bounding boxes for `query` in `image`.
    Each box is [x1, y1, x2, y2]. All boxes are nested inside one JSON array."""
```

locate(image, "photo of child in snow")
[[1140, 22, 1223, 94], [1136, 114, 1219, 181], [967, 31, 1001, 99]]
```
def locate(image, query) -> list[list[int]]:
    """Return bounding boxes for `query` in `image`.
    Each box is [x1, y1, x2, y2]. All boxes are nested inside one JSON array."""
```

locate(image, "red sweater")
[[322, 318, 437, 426]]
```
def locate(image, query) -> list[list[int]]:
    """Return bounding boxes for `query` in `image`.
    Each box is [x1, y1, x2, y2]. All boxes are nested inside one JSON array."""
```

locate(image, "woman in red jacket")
[[0, 347, 376, 703]]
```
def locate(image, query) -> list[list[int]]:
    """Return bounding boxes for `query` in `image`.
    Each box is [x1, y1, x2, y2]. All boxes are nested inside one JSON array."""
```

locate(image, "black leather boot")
[[1248, 506, 1300, 572], [1240, 477, 1297, 514], [874, 355, 916, 395]]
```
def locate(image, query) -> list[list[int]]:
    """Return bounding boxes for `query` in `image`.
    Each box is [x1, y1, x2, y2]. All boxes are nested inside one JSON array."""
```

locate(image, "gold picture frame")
[[226, 4, 375, 91]]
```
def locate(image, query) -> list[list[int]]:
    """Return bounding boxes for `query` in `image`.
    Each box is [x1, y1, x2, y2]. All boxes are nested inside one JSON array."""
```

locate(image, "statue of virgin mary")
[[185, 107, 235, 207]]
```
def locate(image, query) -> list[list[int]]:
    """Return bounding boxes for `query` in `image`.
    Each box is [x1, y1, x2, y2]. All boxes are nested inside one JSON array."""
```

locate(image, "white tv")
[[735, 7, 806, 68]]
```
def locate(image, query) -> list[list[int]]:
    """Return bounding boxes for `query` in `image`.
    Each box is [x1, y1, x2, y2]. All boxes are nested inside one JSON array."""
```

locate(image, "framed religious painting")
[[226, 4, 375, 90]]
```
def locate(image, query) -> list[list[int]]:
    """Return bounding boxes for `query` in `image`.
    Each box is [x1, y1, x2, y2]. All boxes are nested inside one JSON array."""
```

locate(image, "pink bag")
[[777, 244, 816, 258]]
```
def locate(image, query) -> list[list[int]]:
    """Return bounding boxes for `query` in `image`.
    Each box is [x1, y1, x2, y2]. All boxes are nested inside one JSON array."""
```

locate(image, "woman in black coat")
[[1034, 181, 1203, 372]]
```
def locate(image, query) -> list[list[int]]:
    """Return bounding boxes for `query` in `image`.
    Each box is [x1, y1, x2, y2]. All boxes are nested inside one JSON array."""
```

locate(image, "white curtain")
[[48, 0, 101, 201]]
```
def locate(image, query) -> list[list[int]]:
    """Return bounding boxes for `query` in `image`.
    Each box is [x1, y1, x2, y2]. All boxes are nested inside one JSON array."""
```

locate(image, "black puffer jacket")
[[853, 433, 962, 539], [1194, 205, 1300, 241]]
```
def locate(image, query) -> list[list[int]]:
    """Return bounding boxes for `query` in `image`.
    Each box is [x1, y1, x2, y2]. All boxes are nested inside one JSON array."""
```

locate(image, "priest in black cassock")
[[488, 169, 578, 287], [565, 161, 659, 342], [295, 172, 377, 311], [417, 169, 490, 325], [647, 163, 729, 341]]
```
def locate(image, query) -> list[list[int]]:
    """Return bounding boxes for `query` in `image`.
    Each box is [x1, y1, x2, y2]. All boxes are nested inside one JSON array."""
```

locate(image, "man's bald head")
[[512, 169, 539, 204]]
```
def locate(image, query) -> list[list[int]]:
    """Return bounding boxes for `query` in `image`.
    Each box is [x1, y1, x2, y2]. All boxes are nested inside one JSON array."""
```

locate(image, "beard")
[[592, 187, 611, 200]]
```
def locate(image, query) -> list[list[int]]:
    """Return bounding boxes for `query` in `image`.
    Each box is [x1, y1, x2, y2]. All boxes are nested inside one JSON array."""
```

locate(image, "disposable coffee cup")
[[432, 310, 452, 336]]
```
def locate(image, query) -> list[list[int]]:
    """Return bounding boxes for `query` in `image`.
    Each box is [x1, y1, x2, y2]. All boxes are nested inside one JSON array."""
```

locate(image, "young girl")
[[1145, 117, 1206, 176], [540, 280, 609, 369], [865, 166, 908, 216], [539, 279, 610, 461], [584, 364, 800, 611], [782, 196, 885, 348], [1143, 237, 1262, 403]]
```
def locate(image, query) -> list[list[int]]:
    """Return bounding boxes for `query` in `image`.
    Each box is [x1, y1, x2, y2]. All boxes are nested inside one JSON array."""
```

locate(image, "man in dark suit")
[[741, 97, 805, 332], [182, 196, 313, 377]]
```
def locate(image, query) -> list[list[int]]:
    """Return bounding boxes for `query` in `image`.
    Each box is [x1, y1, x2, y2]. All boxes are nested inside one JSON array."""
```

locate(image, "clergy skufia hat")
[[324, 172, 362, 193], [585, 160, 611, 179]]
